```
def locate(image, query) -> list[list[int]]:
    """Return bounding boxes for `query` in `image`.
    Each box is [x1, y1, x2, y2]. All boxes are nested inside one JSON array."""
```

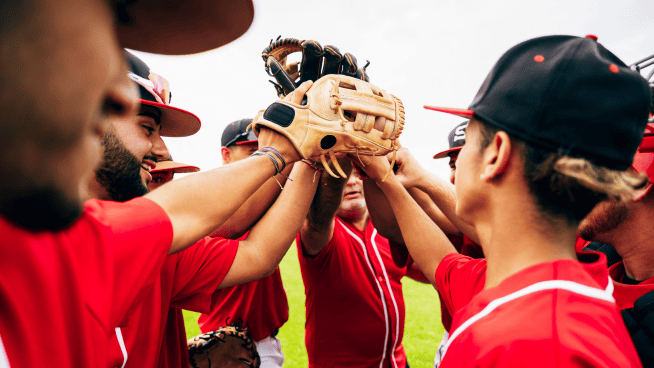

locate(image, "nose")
[[150, 133, 170, 161]]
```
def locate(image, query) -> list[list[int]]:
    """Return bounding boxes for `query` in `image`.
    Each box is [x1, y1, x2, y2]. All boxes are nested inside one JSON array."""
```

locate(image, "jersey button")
[[378, 276, 384, 283]]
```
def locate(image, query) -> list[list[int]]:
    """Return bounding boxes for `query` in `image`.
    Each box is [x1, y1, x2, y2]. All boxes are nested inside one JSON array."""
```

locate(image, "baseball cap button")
[[534, 55, 545, 63], [586, 34, 598, 41]]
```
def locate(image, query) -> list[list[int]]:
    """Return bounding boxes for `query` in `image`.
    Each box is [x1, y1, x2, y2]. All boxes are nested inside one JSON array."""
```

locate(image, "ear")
[[481, 131, 513, 182], [220, 146, 231, 165], [633, 182, 653, 202]]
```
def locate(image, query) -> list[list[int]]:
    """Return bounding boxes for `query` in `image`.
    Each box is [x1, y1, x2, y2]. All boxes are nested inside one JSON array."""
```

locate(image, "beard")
[[0, 183, 83, 231], [578, 200, 630, 242], [95, 131, 149, 202]]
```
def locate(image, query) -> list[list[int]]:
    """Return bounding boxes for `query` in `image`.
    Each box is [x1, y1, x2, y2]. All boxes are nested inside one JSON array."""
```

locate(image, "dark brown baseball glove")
[[187, 324, 261, 368]]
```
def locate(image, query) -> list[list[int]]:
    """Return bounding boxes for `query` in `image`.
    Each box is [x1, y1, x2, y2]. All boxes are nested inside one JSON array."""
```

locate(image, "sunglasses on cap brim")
[[128, 71, 171, 105]]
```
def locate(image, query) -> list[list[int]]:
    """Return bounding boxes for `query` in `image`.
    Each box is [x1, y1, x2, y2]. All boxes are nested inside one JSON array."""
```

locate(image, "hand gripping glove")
[[262, 37, 370, 97], [251, 74, 404, 181], [187, 325, 261, 368]]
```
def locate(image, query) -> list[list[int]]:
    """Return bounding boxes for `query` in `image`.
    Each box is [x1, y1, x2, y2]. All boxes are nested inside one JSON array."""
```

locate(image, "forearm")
[[220, 163, 320, 287], [210, 164, 293, 239], [301, 172, 348, 255], [415, 171, 479, 244], [377, 175, 456, 285], [147, 155, 278, 254], [407, 187, 461, 236], [363, 178, 404, 244]]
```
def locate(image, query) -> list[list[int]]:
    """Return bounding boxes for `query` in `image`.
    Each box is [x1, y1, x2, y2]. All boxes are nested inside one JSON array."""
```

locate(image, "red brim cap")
[[433, 147, 462, 159], [141, 100, 201, 137], [236, 140, 258, 145], [115, 0, 254, 55], [151, 160, 200, 174], [633, 134, 654, 183], [424, 105, 474, 119]]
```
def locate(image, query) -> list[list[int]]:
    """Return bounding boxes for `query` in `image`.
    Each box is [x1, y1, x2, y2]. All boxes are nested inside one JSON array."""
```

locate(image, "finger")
[[287, 80, 313, 105], [322, 45, 343, 76], [298, 40, 323, 84]]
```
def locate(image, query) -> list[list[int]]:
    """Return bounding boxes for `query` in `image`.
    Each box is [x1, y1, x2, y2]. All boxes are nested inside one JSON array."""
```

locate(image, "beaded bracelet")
[[251, 149, 294, 189], [251, 151, 279, 175], [259, 147, 286, 173]]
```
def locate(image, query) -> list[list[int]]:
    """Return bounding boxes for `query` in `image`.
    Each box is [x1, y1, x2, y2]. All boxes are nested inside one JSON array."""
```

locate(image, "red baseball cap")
[[151, 159, 200, 174], [126, 51, 201, 137], [114, 0, 254, 55], [632, 122, 654, 183]]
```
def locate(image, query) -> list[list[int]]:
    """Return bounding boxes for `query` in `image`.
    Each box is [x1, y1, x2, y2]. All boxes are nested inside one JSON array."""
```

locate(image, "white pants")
[[255, 336, 285, 368], [433, 331, 449, 368]]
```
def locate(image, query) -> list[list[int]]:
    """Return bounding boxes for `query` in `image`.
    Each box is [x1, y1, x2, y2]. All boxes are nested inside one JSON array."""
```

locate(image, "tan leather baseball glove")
[[251, 74, 404, 181], [187, 325, 261, 368]]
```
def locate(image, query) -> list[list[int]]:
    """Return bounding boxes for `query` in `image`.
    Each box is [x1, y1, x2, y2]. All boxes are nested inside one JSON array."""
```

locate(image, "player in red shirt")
[[0, 1, 260, 367], [574, 55, 654, 363], [95, 54, 319, 367], [297, 159, 428, 368], [198, 118, 289, 367], [356, 35, 650, 367]]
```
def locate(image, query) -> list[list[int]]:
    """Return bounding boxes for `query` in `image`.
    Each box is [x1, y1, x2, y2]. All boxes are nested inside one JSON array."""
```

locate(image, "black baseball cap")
[[425, 35, 652, 170], [114, 0, 254, 55], [125, 51, 201, 137], [221, 118, 258, 147], [434, 120, 469, 159]]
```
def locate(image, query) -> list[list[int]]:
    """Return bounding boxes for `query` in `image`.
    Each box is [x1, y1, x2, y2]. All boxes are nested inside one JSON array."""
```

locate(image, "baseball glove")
[[251, 74, 404, 181], [262, 37, 370, 97], [187, 324, 261, 368]]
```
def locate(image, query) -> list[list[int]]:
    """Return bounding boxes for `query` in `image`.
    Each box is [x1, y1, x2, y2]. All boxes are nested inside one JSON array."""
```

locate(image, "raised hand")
[[391, 148, 428, 189]]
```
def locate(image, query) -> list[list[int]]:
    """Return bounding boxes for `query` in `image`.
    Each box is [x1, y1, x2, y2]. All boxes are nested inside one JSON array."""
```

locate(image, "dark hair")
[[477, 121, 646, 225]]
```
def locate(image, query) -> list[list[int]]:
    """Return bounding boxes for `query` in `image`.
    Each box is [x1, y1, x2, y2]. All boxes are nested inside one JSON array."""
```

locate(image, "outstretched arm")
[[219, 163, 320, 288], [357, 154, 456, 286], [364, 177, 461, 244], [146, 81, 314, 254], [210, 164, 293, 240], [391, 148, 479, 244], [300, 160, 353, 256]]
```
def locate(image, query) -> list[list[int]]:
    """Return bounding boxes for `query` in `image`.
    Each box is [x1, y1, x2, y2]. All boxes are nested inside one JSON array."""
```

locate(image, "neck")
[[340, 210, 369, 232], [477, 195, 578, 290], [86, 176, 110, 201], [596, 204, 654, 281]]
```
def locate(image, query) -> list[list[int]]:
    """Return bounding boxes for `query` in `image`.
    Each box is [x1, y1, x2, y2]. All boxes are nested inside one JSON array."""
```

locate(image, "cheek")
[[112, 122, 150, 159], [60, 134, 103, 202]]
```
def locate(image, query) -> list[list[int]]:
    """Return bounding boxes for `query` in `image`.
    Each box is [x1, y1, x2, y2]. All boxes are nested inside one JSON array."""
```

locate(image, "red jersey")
[[0, 198, 172, 367], [297, 218, 409, 368], [435, 252, 642, 367], [197, 267, 288, 341], [106, 237, 239, 368], [609, 261, 654, 310]]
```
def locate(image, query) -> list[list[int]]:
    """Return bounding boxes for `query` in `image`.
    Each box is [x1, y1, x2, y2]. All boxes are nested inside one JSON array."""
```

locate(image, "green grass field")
[[183, 242, 445, 367]]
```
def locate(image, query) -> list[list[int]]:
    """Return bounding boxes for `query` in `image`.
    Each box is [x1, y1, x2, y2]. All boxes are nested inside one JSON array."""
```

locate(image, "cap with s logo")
[[434, 121, 469, 159]]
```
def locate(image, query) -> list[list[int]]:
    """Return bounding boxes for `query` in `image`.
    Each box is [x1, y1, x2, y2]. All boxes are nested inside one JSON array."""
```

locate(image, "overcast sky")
[[131, 0, 654, 181]]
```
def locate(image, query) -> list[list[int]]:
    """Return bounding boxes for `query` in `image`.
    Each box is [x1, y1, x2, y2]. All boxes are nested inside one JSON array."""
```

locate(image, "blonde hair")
[[553, 157, 648, 202]]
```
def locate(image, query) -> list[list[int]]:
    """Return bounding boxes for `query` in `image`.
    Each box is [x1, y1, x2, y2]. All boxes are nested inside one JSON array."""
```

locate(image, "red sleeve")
[[169, 236, 239, 313], [575, 236, 590, 253], [96, 198, 173, 327], [435, 253, 487, 318]]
